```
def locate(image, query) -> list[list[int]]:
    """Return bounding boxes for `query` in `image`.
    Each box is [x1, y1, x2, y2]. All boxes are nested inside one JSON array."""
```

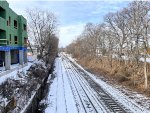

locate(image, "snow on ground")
[[62, 56, 109, 113], [115, 86, 150, 110], [0, 63, 19, 72], [44, 54, 150, 113], [45, 57, 78, 113], [140, 57, 150, 62], [0, 55, 37, 85], [89, 74, 150, 113], [0, 63, 32, 85], [65, 53, 150, 113]]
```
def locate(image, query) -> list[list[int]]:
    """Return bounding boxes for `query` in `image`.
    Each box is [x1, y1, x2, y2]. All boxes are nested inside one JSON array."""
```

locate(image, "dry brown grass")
[[77, 57, 150, 96]]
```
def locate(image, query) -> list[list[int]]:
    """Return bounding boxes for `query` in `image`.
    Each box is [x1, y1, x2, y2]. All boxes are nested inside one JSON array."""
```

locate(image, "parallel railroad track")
[[63, 58, 103, 113], [62, 54, 131, 113]]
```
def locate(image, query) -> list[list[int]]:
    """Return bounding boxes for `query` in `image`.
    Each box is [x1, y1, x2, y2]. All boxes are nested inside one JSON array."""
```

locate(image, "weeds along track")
[[62, 54, 131, 113]]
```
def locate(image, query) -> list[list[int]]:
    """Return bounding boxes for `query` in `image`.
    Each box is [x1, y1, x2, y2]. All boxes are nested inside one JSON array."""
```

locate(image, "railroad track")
[[63, 59, 102, 113], [62, 54, 131, 113]]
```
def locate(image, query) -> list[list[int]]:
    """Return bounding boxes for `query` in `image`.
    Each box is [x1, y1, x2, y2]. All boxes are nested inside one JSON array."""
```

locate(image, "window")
[[14, 20, 17, 29], [9, 34, 11, 44], [7, 17, 11, 26], [7, 21, 9, 26], [14, 36, 18, 44], [0, 6, 6, 19], [24, 37, 27, 44], [23, 24, 27, 31], [9, 16, 11, 26]]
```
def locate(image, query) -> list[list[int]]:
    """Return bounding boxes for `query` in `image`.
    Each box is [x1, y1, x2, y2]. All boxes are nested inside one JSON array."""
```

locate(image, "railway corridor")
[[44, 54, 150, 113]]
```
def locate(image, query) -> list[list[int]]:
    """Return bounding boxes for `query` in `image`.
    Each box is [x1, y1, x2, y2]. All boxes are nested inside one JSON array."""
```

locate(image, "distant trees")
[[26, 9, 59, 65], [66, 1, 150, 89]]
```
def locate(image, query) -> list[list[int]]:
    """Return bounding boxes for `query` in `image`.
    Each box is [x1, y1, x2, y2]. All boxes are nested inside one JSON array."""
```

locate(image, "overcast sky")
[[7, 0, 131, 47]]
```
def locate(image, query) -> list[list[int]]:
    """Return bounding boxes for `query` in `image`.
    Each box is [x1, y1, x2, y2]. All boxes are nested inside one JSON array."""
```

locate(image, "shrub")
[[117, 75, 129, 83]]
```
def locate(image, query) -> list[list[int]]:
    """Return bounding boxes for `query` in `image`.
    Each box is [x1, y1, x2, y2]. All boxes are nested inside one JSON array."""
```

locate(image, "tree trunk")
[[144, 54, 148, 89]]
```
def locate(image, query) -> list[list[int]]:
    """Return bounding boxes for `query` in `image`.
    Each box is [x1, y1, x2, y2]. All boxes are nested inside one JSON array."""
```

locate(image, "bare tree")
[[126, 1, 150, 89], [66, 1, 150, 90], [26, 8, 59, 65]]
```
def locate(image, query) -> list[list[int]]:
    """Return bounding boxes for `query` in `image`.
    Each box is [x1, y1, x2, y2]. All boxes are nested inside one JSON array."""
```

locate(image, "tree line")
[[66, 1, 150, 89]]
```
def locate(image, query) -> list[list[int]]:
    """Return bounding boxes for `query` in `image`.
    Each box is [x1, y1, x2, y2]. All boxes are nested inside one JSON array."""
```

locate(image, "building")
[[0, 1, 28, 70]]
